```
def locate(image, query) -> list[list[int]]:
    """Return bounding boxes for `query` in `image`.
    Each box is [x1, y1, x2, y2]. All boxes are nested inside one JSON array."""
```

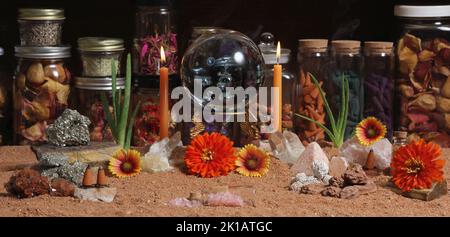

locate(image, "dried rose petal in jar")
[[13, 46, 71, 145]]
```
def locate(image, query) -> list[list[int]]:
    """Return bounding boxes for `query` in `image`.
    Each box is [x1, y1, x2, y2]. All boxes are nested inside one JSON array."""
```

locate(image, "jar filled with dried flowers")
[[294, 39, 329, 145], [363, 41, 395, 140], [74, 77, 125, 142], [78, 37, 125, 77], [328, 40, 363, 140], [133, 6, 177, 76], [394, 5, 450, 147], [13, 46, 71, 145], [18, 8, 65, 46]]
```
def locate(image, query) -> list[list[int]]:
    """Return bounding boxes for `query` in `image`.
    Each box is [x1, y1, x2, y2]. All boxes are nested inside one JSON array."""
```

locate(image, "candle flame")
[[160, 46, 166, 64], [276, 41, 281, 64]]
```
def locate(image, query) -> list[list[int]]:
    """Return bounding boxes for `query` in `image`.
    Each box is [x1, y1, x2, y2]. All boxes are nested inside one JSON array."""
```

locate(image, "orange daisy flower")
[[391, 139, 445, 192], [355, 117, 387, 146], [108, 149, 141, 178], [184, 132, 237, 178], [236, 144, 270, 177]]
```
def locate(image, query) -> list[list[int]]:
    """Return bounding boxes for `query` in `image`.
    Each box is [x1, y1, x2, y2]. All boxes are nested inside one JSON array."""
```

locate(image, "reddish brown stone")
[[321, 186, 341, 198], [51, 179, 75, 197], [5, 168, 50, 198]]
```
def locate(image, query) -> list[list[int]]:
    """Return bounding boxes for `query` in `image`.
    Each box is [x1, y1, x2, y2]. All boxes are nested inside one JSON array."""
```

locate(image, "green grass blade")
[[295, 113, 336, 143], [124, 101, 141, 150], [111, 62, 117, 127], [309, 73, 337, 135], [117, 54, 132, 146], [341, 77, 350, 142], [100, 92, 117, 139], [117, 87, 123, 126]]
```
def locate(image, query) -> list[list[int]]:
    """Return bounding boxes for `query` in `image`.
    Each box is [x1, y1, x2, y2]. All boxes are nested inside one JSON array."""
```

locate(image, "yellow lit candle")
[[273, 41, 282, 132], [159, 46, 169, 139]]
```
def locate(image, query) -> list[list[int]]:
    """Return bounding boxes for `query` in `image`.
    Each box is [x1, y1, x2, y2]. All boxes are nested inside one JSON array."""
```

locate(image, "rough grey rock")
[[313, 159, 329, 180], [74, 187, 117, 203], [290, 173, 321, 192], [46, 109, 91, 147], [39, 152, 87, 185]]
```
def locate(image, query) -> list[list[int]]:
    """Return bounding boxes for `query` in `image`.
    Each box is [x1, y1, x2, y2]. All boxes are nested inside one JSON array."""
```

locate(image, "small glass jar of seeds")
[[294, 39, 329, 145], [78, 37, 125, 77], [74, 76, 125, 142], [363, 41, 395, 140], [328, 40, 363, 140], [13, 46, 71, 145], [18, 8, 65, 46]]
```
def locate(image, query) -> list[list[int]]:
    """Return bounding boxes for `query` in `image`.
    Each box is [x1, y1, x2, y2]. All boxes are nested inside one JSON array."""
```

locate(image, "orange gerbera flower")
[[108, 149, 141, 178], [184, 132, 237, 178], [391, 139, 445, 192], [355, 117, 386, 146], [236, 144, 270, 177]]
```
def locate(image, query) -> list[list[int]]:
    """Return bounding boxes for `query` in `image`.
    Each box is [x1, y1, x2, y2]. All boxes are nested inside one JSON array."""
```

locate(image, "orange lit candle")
[[273, 41, 282, 132], [159, 46, 169, 139]]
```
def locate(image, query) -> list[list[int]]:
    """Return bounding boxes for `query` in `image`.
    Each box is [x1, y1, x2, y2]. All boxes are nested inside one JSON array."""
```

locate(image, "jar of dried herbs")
[[74, 77, 125, 142], [394, 5, 450, 147], [363, 41, 394, 140], [13, 46, 71, 145], [294, 39, 329, 145], [18, 8, 65, 46], [78, 37, 125, 77], [328, 40, 363, 140], [133, 6, 177, 76]]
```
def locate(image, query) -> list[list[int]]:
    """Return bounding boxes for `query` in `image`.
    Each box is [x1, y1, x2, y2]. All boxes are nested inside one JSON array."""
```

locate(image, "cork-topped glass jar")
[[295, 39, 329, 145], [78, 37, 125, 77], [328, 40, 363, 140], [363, 41, 395, 140], [18, 8, 65, 46]]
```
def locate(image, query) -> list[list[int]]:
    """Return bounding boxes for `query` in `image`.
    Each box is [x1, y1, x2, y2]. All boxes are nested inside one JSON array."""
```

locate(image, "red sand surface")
[[0, 146, 449, 217]]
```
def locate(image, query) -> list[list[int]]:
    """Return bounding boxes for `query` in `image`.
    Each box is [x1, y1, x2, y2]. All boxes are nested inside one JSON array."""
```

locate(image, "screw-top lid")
[[74, 77, 125, 90], [394, 5, 450, 18], [15, 46, 71, 59], [18, 8, 65, 20], [78, 37, 125, 52], [364, 41, 394, 54], [258, 32, 290, 65], [298, 39, 328, 52]]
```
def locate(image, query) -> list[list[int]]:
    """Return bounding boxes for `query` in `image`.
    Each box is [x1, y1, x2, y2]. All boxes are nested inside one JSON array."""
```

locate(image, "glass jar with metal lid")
[[394, 5, 450, 146], [74, 77, 125, 142], [18, 8, 65, 46], [259, 32, 295, 136], [363, 41, 394, 140], [329, 40, 363, 140], [78, 37, 125, 77], [295, 39, 329, 145], [13, 46, 71, 145]]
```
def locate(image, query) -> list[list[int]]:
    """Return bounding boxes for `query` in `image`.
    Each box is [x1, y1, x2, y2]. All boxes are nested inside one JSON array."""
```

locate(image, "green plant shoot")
[[295, 73, 349, 148]]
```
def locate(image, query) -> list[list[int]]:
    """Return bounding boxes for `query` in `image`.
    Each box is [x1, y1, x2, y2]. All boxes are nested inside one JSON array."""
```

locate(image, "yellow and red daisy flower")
[[391, 139, 445, 192], [355, 117, 387, 146], [236, 144, 270, 177], [184, 132, 237, 178], [108, 149, 141, 178]]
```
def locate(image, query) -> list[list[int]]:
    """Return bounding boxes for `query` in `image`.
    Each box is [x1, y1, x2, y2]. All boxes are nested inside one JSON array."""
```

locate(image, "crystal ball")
[[181, 30, 265, 108]]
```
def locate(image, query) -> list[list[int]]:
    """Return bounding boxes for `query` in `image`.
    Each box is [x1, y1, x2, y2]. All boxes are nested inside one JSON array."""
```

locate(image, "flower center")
[[201, 149, 214, 161], [405, 158, 424, 174], [246, 157, 259, 170], [121, 162, 133, 172], [366, 127, 378, 138]]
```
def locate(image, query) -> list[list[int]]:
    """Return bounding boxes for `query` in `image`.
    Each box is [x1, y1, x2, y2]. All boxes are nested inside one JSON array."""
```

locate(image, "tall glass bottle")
[[329, 40, 363, 140], [295, 39, 329, 145]]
